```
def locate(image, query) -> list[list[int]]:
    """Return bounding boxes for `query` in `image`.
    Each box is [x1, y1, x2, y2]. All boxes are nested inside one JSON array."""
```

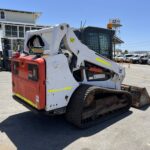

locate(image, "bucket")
[[121, 84, 150, 108]]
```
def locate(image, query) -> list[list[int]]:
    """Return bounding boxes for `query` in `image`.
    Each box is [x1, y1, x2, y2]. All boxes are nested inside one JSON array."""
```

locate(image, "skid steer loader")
[[11, 24, 150, 128]]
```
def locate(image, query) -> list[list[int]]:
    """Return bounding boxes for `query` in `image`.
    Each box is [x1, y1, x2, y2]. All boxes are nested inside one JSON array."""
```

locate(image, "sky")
[[1, 0, 150, 51]]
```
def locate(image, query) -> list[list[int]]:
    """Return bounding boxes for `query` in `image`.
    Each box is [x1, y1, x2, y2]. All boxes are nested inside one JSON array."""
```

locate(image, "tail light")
[[12, 52, 20, 58], [28, 64, 38, 81]]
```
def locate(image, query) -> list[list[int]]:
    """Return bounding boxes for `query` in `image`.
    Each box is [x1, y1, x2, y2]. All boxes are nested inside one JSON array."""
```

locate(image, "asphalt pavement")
[[0, 64, 150, 150]]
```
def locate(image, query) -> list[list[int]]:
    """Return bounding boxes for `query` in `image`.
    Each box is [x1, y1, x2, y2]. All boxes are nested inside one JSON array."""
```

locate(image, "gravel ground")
[[0, 64, 150, 150]]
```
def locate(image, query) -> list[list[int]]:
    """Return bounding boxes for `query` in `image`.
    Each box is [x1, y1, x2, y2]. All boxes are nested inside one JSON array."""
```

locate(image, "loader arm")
[[63, 26, 125, 89], [24, 24, 125, 90]]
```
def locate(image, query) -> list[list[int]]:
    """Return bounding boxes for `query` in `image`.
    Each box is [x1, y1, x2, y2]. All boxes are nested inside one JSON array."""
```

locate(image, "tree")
[[124, 50, 128, 54]]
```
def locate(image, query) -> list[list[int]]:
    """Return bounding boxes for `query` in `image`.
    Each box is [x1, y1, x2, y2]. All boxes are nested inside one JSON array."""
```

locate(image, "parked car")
[[114, 55, 124, 62], [147, 55, 150, 65], [123, 54, 134, 62], [140, 55, 149, 64], [130, 55, 143, 64]]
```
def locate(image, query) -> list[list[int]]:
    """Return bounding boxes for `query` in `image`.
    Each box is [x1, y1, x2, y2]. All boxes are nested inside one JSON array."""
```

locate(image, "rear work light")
[[28, 64, 38, 81]]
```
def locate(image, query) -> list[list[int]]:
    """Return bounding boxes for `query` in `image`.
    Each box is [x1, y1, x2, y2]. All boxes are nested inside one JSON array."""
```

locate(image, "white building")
[[0, 8, 47, 52]]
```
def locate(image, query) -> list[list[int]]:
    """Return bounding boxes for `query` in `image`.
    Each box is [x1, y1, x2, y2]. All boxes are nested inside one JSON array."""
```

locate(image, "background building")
[[0, 8, 47, 52], [0, 8, 48, 70]]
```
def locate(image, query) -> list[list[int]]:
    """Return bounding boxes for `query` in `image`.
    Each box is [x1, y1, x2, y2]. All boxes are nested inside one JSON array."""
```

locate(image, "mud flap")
[[121, 84, 150, 108]]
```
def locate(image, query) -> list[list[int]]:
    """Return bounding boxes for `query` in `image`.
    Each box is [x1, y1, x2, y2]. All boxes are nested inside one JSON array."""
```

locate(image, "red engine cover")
[[12, 55, 46, 110]]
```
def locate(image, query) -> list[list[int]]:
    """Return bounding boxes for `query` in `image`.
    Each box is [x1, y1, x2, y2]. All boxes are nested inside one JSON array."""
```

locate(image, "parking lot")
[[0, 64, 150, 150]]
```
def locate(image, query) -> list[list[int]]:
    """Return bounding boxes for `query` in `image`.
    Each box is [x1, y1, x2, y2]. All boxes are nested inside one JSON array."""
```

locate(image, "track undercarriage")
[[66, 84, 132, 128]]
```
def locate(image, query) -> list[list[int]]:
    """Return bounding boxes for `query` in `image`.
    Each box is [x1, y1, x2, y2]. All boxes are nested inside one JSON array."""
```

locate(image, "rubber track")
[[65, 84, 132, 128]]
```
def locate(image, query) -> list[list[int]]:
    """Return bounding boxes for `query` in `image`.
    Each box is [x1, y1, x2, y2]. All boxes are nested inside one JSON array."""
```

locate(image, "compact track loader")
[[11, 24, 150, 128]]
